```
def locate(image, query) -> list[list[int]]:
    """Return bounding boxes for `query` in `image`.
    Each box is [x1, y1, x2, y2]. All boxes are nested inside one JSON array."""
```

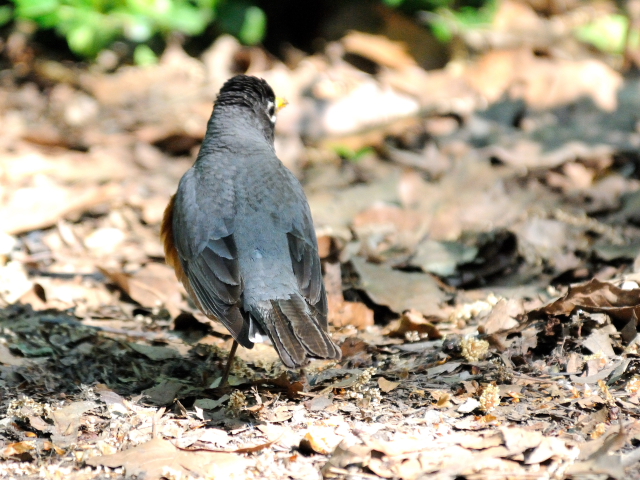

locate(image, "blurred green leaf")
[[423, 0, 496, 43], [14, 0, 59, 18], [217, 1, 264, 45], [238, 5, 265, 45], [429, 16, 453, 42], [122, 14, 153, 41], [9, 0, 222, 58], [333, 145, 374, 162], [166, 3, 210, 34], [574, 14, 637, 54], [66, 22, 95, 55], [0, 5, 14, 26], [133, 43, 158, 65]]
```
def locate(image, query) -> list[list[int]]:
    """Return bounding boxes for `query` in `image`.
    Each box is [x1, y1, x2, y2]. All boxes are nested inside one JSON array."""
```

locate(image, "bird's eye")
[[268, 105, 275, 117]]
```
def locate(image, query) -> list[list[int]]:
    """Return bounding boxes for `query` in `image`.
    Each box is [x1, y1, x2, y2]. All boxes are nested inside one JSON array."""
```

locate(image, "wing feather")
[[167, 167, 252, 348]]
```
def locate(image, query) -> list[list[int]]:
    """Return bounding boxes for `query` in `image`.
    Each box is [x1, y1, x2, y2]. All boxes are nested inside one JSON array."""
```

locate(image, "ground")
[[1, 2, 640, 479]]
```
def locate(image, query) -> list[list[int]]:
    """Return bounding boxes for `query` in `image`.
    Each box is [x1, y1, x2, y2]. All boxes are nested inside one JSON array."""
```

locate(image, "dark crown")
[[215, 75, 275, 110]]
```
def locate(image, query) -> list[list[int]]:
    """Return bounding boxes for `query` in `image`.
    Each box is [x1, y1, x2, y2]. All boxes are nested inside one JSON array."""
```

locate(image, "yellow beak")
[[275, 97, 289, 111]]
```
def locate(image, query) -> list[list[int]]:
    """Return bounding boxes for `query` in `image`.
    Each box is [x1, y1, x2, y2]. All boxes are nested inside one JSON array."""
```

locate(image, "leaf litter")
[[2, 2, 640, 479]]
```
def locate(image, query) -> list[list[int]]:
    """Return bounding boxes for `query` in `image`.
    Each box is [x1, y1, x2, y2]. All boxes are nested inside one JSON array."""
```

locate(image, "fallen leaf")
[[481, 299, 522, 335], [305, 395, 334, 411], [321, 441, 371, 476], [0, 343, 26, 366], [342, 32, 417, 70], [1, 184, 122, 235], [2, 441, 36, 457], [353, 256, 445, 317], [329, 298, 374, 329], [142, 380, 183, 405], [300, 428, 343, 455], [51, 401, 98, 447], [378, 377, 400, 393], [85, 437, 247, 480], [194, 396, 229, 411], [128, 343, 181, 361], [582, 330, 616, 357], [384, 309, 442, 339]]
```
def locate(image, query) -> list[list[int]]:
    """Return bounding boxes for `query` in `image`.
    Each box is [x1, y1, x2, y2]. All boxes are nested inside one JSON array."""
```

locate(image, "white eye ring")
[[266, 100, 276, 124]]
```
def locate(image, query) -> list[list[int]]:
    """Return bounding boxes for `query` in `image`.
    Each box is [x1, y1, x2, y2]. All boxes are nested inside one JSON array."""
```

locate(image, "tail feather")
[[257, 296, 341, 369], [276, 296, 332, 358], [266, 302, 308, 368]]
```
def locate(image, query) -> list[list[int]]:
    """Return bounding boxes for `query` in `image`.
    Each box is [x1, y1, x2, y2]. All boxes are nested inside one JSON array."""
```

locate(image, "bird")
[[161, 74, 341, 385]]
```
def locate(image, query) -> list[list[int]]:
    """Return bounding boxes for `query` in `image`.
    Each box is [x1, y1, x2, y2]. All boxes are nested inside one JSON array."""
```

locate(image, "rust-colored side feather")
[[162, 195, 207, 314], [161, 195, 185, 281]]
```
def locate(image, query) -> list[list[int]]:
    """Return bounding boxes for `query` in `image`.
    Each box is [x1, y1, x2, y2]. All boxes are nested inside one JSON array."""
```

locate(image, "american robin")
[[162, 75, 341, 384]]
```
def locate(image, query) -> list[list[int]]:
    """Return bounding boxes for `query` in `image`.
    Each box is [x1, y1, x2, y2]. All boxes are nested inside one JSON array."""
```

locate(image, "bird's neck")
[[202, 106, 275, 153]]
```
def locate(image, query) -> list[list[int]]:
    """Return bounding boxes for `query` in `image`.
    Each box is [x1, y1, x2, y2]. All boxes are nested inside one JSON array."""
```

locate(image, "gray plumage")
[[168, 75, 341, 368]]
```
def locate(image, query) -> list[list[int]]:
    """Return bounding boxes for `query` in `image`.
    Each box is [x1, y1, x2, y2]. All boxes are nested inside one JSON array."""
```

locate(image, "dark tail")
[[257, 295, 341, 368]]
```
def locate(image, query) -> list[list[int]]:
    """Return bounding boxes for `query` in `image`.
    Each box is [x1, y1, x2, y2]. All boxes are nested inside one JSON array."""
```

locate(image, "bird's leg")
[[220, 340, 239, 387], [299, 368, 308, 388]]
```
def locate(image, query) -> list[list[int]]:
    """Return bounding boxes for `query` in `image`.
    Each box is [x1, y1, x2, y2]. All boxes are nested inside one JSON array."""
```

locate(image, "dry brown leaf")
[[582, 330, 616, 357], [384, 309, 442, 339], [300, 428, 342, 455], [340, 337, 370, 359], [263, 372, 305, 399], [321, 441, 372, 476], [260, 405, 294, 423], [342, 32, 417, 70], [367, 436, 430, 457], [85, 437, 247, 480], [466, 49, 622, 111], [1, 184, 122, 235], [304, 395, 334, 412], [2, 441, 36, 457], [571, 361, 622, 385], [566, 428, 629, 479], [317, 235, 332, 259], [352, 203, 427, 261], [378, 377, 400, 393], [452, 431, 503, 450], [51, 401, 98, 446], [353, 258, 445, 317], [525, 437, 573, 465], [534, 279, 640, 322], [435, 392, 452, 409], [99, 263, 184, 317], [142, 380, 183, 405], [308, 174, 400, 233], [329, 299, 374, 329], [325, 261, 374, 329], [499, 427, 543, 454], [0, 343, 26, 366], [481, 299, 522, 335], [183, 434, 283, 454]]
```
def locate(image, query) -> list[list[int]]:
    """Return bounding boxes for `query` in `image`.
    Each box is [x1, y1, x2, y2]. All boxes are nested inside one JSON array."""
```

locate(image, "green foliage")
[[133, 43, 158, 65], [332, 144, 375, 162], [575, 14, 639, 54], [8, 0, 267, 59], [384, 0, 498, 43], [6, 0, 495, 60], [216, 0, 265, 46], [0, 6, 13, 27]]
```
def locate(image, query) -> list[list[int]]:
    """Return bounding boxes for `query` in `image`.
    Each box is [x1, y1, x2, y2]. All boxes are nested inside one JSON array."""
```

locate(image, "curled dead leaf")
[[384, 309, 442, 340], [3, 441, 36, 457], [378, 377, 400, 393]]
